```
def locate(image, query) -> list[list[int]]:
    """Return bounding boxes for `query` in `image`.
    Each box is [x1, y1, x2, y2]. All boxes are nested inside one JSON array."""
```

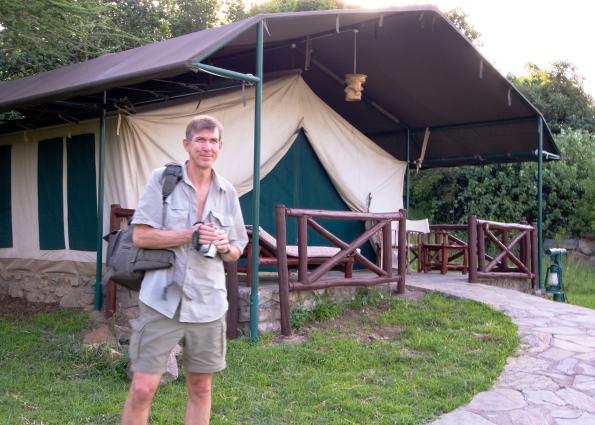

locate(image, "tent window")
[[38, 137, 65, 250], [67, 133, 97, 251], [0, 145, 12, 247]]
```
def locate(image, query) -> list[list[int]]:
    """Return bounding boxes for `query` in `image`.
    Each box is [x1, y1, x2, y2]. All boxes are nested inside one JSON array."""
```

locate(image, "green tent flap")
[[38, 137, 65, 250], [240, 130, 375, 263], [67, 133, 97, 251], [0, 145, 12, 247]]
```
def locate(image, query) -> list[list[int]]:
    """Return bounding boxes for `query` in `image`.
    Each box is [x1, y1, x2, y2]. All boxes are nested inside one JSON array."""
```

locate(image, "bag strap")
[[160, 163, 183, 229]]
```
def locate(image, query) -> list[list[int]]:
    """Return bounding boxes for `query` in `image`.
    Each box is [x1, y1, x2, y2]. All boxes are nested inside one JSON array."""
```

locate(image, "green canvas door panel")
[[67, 133, 97, 251], [38, 137, 65, 250], [0, 145, 12, 247], [240, 130, 375, 262]]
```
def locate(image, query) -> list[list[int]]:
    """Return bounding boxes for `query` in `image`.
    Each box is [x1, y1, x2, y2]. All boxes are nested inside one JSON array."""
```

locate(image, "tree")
[[409, 11, 595, 238], [510, 61, 595, 133], [246, 0, 348, 16], [446, 7, 481, 47], [0, 0, 236, 81]]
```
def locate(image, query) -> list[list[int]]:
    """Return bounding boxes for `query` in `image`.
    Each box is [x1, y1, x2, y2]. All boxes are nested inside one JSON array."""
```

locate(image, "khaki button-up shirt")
[[131, 163, 248, 323]]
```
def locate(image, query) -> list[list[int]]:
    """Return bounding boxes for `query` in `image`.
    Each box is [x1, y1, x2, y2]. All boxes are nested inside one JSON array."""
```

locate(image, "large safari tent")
[[0, 7, 559, 334]]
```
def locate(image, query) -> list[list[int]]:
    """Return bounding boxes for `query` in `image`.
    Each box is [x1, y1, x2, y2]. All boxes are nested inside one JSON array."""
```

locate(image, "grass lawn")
[[563, 256, 595, 309], [0, 291, 518, 425]]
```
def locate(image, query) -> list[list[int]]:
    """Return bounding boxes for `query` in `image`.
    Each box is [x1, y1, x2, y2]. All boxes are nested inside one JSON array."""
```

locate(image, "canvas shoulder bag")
[[102, 163, 183, 291]]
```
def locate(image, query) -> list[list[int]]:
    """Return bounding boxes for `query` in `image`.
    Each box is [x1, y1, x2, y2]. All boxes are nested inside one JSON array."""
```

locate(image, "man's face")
[[183, 127, 222, 170]]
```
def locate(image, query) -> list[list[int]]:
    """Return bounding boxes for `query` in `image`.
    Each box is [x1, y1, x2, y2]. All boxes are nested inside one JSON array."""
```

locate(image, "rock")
[[114, 324, 132, 345], [467, 388, 526, 411], [523, 390, 565, 406], [508, 407, 552, 425], [430, 410, 497, 425], [83, 324, 117, 347], [556, 412, 595, 425], [556, 388, 595, 412], [578, 239, 594, 256], [573, 375, 595, 391], [499, 372, 559, 391]]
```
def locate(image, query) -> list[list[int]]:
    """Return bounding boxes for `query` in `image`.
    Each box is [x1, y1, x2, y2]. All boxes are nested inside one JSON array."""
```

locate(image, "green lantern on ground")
[[544, 248, 567, 302]]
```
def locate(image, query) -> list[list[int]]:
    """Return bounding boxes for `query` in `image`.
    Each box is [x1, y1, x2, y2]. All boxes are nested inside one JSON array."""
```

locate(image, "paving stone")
[[467, 389, 526, 411], [556, 388, 595, 412], [553, 338, 594, 353], [556, 358, 579, 374], [523, 390, 565, 406], [556, 335, 595, 348], [576, 363, 595, 376], [573, 375, 595, 391], [550, 409, 583, 419], [537, 371, 575, 387], [556, 315, 595, 326], [405, 276, 595, 425], [533, 327, 584, 336], [507, 356, 551, 373], [540, 348, 578, 361], [555, 412, 595, 425], [499, 372, 559, 391], [523, 333, 553, 352], [575, 352, 595, 362], [509, 407, 554, 425], [430, 410, 497, 425]]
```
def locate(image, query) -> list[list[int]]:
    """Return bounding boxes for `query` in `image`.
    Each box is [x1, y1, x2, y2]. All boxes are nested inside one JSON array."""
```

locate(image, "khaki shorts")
[[129, 302, 227, 374]]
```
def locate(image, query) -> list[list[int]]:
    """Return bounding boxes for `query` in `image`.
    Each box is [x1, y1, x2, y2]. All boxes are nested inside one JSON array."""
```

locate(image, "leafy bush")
[[410, 129, 595, 238]]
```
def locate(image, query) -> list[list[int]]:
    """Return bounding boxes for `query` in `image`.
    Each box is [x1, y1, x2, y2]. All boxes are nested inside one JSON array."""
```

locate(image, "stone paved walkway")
[[405, 273, 595, 425]]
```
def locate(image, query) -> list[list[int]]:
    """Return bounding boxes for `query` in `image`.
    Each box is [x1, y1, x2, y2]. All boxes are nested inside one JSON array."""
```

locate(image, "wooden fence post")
[[276, 205, 291, 336], [297, 215, 309, 284], [468, 215, 478, 283], [397, 209, 407, 294], [225, 261, 239, 339], [382, 219, 393, 277]]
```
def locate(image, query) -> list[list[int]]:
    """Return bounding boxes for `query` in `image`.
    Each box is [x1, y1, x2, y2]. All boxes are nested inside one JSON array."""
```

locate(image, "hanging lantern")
[[344, 73, 367, 101], [344, 29, 367, 101]]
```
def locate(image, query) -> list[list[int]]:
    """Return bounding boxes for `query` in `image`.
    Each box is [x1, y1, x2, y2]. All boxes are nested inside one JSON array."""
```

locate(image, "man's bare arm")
[[132, 224, 193, 249]]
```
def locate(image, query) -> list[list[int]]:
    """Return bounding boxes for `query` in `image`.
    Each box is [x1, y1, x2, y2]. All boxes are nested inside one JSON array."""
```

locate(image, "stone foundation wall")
[[111, 282, 363, 334], [545, 238, 595, 267], [0, 269, 96, 309], [477, 278, 536, 294]]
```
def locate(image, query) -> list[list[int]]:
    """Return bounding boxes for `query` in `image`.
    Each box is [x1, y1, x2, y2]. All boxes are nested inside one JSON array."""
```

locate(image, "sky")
[[249, 0, 595, 97]]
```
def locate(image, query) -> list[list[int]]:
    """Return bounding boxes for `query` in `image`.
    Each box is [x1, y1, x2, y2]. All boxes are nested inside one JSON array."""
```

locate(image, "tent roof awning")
[[0, 6, 559, 167]]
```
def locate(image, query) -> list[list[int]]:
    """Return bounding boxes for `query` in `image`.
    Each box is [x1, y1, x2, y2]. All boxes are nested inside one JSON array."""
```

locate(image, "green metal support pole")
[[405, 129, 410, 211], [537, 117, 544, 289], [94, 91, 107, 310], [192, 63, 261, 84], [249, 20, 264, 342]]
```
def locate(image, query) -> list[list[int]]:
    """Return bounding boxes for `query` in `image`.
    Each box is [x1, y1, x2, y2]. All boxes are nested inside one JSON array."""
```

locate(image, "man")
[[121, 115, 248, 425]]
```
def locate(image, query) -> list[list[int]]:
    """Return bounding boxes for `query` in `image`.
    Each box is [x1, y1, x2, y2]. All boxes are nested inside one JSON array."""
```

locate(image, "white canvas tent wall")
[[0, 73, 405, 275]]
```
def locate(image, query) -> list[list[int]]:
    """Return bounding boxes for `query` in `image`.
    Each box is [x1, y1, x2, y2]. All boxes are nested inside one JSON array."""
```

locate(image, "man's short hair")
[[185, 115, 224, 141]]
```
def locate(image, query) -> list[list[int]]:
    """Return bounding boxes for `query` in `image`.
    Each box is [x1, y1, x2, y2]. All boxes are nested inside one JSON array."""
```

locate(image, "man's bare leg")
[[185, 372, 213, 425], [121, 372, 161, 425]]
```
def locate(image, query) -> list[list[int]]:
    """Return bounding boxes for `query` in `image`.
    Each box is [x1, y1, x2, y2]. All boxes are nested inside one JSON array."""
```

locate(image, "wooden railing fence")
[[468, 215, 538, 288], [275, 205, 407, 336]]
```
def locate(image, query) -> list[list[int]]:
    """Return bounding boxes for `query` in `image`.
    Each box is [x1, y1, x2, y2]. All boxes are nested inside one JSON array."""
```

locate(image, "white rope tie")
[[415, 127, 431, 173], [353, 30, 358, 73]]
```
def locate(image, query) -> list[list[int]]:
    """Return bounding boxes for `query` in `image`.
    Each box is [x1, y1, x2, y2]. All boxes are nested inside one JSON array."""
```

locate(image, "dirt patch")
[[0, 295, 62, 318]]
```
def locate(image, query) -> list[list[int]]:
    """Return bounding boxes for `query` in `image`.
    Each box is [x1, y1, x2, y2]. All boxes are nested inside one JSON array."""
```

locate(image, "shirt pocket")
[[211, 210, 233, 230], [166, 203, 189, 229]]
